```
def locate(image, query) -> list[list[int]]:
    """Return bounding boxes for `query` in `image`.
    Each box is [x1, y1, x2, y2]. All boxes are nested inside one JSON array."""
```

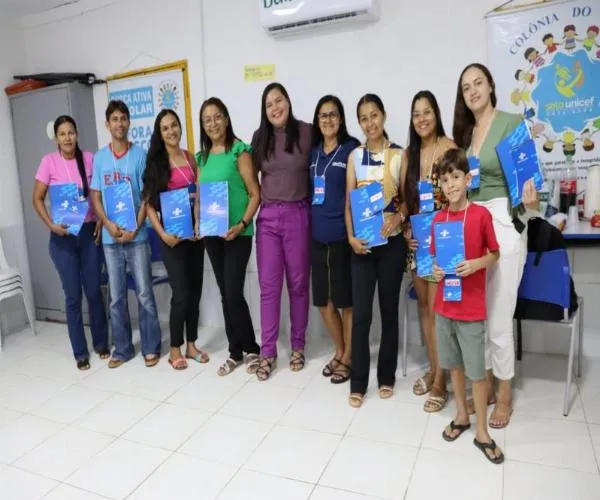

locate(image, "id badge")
[[467, 156, 480, 190], [443, 276, 462, 302], [418, 180, 434, 213], [312, 176, 326, 205]]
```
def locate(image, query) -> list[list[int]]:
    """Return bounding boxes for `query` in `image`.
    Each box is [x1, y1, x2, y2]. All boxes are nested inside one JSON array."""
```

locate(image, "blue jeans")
[[49, 222, 108, 361], [103, 241, 161, 360]]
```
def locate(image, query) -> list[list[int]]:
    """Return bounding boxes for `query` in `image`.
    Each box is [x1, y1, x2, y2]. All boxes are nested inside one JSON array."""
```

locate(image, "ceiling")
[[0, 0, 80, 17]]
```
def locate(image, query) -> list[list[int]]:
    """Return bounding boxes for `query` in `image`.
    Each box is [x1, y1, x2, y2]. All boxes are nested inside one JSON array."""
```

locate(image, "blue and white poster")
[[104, 182, 137, 232], [160, 188, 194, 239], [107, 65, 190, 152], [49, 183, 87, 236], [487, 0, 600, 198], [350, 184, 388, 248], [199, 182, 229, 237], [433, 221, 465, 275]]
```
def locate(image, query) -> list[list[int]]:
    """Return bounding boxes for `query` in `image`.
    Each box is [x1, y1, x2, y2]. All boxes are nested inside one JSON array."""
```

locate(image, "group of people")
[[33, 61, 539, 465]]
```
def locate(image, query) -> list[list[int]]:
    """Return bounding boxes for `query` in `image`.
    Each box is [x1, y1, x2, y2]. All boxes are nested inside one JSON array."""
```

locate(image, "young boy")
[[90, 100, 162, 369], [429, 149, 503, 464]]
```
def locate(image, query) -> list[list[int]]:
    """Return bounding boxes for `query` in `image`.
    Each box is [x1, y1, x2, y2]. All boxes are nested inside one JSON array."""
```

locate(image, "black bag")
[[513, 217, 578, 321]]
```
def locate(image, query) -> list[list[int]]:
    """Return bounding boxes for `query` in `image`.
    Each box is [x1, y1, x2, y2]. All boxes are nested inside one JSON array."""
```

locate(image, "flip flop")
[[186, 351, 210, 364], [144, 355, 159, 368], [168, 357, 188, 370], [489, 404, 513, 429], [473, 438, 505, 464], [349, 393, 364, 408], [442, 420, 471, 442], [379, 385, 394, 399]]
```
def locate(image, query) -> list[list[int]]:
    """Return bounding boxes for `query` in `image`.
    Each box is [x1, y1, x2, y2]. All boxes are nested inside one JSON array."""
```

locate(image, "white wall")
[[18, 0, 600, 357], [0, 14, 32, 333]]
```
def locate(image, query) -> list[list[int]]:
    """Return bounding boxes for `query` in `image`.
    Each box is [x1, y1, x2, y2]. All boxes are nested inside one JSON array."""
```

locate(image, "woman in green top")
[[197, 97, 262, 376], [453, 63, 537, 430]]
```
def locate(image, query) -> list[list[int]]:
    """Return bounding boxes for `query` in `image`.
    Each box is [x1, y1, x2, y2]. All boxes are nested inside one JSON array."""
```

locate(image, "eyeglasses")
[[202, 113, 225, 126], [318, 111, 340, 121]]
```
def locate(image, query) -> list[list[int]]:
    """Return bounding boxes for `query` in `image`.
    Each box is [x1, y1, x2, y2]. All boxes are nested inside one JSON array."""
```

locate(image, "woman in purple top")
[[251, 82, 312, 381]]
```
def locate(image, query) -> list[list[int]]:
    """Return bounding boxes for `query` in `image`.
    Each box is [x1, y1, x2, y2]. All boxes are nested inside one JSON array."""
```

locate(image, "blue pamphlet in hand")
[[433, 221, 465, 274], [160, 188, 194, 239], [443, 276, 462, 302], [350, 183, 387, 248], [410, 211, 438, 277], [199, 181, 229, 237], [496, 120, 543, 206], [104, 182, 137, 232], [49, 183, 87, 236], [467, 156, 480, 190]]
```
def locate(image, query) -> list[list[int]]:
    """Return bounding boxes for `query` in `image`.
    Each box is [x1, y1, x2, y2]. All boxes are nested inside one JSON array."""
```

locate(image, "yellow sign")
[[244, 64, 276, 83]]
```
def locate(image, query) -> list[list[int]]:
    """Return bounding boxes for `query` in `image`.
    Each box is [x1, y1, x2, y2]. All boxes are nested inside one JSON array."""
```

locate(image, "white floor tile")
[[244, 425, 340, 483], [75, 393, 159, 436], [219, 470, 313, 500], [128, 453, 236, 500], [0, 414, 64, 464], [220, 382, 301, 424], [15, 426, 113, 480], [65, 438, 170, 499], [122, 403, 211, 451], [0, 466, 58, 500], [505, 415, 597, 473], [406, 447, 502, 500], [179, 414, 271, 467], [513, 377, 585, 422], [309, 486, 384, 500], [588, 424, 600, 469], [580, 383, 600, 424], [30, 385, 111, 424], [167, 373, 246, 412], [503, 460, 600, 500], [347, 400, 429, 447], [43, 484, 109, 500], [0, 376, 72, 412], [0, 407, 23, 429], [320, 437, 418, 499]]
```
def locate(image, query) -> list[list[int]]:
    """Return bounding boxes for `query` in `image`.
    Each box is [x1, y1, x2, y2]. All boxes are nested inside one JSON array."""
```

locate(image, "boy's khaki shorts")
[[435, 314, 486, 381]]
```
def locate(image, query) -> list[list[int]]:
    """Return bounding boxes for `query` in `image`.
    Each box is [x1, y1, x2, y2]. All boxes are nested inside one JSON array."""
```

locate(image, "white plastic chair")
[[0, 236, 36, 350]]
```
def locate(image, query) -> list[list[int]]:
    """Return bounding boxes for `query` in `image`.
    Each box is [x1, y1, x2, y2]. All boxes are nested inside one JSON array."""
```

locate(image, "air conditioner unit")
[[260, 0, 381, 37]]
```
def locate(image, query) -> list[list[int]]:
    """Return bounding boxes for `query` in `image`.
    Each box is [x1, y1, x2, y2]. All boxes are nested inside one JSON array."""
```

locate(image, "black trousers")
[[204, 236, 259, 361], [160, 239, 204, 347], [350, 234, 406, 394]]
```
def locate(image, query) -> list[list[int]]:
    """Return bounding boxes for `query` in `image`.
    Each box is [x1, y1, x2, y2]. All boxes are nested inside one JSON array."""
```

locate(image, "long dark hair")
[[54, 115, 89, 197], [252, 82, 301, 168], [311, 95, 355, 148], [356, 93, 389, 140], [405, 91, 446, 215], [453, 63, 497, 149], [143, 109, 182, 209], [199, 97, 238, 166]]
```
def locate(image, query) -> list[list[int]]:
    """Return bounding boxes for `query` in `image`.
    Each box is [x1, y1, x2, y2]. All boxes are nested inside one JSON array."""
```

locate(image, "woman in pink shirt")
[[33, 115, 108, 370]]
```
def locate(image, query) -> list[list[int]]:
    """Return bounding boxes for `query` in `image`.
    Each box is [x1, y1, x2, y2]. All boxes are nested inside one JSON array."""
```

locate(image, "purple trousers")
[[256, 199, 311, 358]]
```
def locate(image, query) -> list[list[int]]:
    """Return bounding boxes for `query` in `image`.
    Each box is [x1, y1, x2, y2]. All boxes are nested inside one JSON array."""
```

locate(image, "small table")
[[563, 220, 600, 245]]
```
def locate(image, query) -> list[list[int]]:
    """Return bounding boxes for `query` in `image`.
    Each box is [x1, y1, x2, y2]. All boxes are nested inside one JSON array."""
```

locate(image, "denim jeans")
[[49, 222, 108, 361], [103, 241, 162, 360]]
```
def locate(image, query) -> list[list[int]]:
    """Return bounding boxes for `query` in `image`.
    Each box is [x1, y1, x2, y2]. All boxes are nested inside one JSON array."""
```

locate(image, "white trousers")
[[474, 198, 527, 380]]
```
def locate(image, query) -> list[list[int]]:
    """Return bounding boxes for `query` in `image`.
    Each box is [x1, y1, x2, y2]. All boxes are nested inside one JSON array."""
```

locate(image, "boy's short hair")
[[105, 100, 130, 121], [542, 33, 554, 42], [524, 47, 536, 59], [436, 148, 469, 176]]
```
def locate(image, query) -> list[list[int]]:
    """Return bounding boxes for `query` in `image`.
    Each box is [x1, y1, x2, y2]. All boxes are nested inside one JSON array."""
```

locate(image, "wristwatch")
[[238, 219, 248, 229]]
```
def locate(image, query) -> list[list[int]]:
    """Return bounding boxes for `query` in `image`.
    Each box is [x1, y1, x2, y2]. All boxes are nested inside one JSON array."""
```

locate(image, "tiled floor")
[[0, 321, 599, 499]]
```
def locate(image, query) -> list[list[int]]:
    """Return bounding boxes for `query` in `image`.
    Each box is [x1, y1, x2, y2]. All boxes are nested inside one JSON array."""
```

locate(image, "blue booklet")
[[443, 276, 462, 302], [199, 181, 229, 237], [433, 221, 465, 274], [160, 188, 194, 239], [49, 183, 88, 236], [496, 120, 543, 206], [104, 182, 137, 232], [350, 184, 388, 248], [410, 211, 438, 277]]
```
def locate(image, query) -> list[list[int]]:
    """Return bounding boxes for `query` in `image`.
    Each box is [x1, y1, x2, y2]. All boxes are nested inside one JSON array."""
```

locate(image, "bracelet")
[[238, 219, 248, 229]]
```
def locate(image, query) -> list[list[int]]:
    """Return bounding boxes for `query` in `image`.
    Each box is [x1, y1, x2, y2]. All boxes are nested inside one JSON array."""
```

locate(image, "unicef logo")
[[158, 80, 180, 110]]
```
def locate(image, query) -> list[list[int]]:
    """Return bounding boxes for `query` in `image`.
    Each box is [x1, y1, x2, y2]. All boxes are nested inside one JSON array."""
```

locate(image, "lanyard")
[[315, 145, 341, 178], [421, 137, 440, 180], [111, 143, 130, 181], [446, 201, 469, 227], [59, 152, 74, 184], [170, 152, 194, 184]]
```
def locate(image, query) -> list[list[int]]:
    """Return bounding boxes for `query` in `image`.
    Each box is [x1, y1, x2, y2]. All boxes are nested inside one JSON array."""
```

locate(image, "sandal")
[[331, 362, 351, 385], [424, 390, 448, 413], [246, 353, 260, 374], [96, 348, 110, 360], [489, 403, 513, 429], [379, 385, 394, 399], [413, 371, 434, 396], [76, 358, 90, 371], [217, 358, 242, 376], [108, 358, 125, 369], [442, 420, 471, 442], [348, 393, 364, 408], [168, 357, 188, 370], [186, 350, 210, 364], [467, 395, 496, 415], [256, 357, 276, 381], [473, 438, 505, 464], [322, 357, 340, 377], [289, 351, 305, 372], [144, 355, 159, 368]]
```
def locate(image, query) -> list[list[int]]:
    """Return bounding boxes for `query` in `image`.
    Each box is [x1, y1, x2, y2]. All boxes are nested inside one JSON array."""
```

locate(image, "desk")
[[563, 220, 600, 243]]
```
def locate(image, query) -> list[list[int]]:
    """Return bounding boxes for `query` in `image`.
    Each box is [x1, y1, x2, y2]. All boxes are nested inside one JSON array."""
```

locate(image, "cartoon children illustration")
[[542, 138, 555, 153], [515, 69, 535, 84], [510, 88, 531, 106], [562, 131, 576, 157], [525, 47, 545, 68], [583, 25, 600, 52], [543, 33, 560, 54], [563, 25, 579, 51], [582, 129, 595, 152]]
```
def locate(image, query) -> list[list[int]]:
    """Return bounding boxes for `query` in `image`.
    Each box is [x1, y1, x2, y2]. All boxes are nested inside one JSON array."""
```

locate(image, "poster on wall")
[[106, 60, 194, 152], [486, 0, 600, 187]]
